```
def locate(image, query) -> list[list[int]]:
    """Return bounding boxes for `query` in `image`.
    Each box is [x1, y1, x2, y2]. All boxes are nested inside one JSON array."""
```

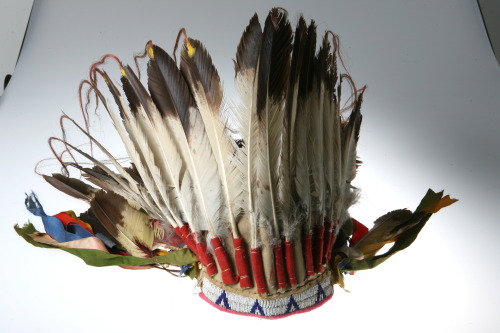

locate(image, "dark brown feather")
[[43, 173, 97, 201], [286, 16, 307, 112], [124, 163, 143, 186], [256, 9, 292, 118], [147, 45, 196, 135], [180, 38, 222, 113], [89, 190, 126, 239], [235, 13, 262, 74], [297, 20, 317, 100], [120, 71, 142, 114], [78, 208, 120, 248], [343, 91, 363, 149], [121, 65, 155, 119], [314, 35, 330, 96], [77, 165, 120, 192], [101, 70, 129, 121]]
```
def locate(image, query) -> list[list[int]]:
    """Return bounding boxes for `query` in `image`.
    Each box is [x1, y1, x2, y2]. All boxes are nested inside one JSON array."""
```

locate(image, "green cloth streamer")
[[340, 189, 456, 271], [15, 222, 198, 269]]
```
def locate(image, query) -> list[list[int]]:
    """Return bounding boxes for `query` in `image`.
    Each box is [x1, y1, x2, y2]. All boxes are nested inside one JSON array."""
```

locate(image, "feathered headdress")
[[17, 8, 457, 318]]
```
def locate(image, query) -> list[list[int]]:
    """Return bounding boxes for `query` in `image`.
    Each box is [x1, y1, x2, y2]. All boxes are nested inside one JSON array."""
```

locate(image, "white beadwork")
[[201, 276, 333, 317]]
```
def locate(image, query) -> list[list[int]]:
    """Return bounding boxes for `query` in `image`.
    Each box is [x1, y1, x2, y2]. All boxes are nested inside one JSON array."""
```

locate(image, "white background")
[[0, 1, 499, 332]]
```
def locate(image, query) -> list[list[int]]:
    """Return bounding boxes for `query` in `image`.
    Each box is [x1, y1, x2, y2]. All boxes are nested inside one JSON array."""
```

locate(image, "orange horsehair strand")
[[173, 28, 196, 63], [326, 30, 366, 113], [134, 40, 154, 79]]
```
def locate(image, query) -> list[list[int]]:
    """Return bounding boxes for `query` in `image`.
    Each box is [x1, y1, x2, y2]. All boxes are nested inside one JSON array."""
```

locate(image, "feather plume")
[[58, 114, 165, 222], [338, 90, 363, 224], [51, 132, 150, 213], [89, 190, 156, 257], [307, 26, 328, 230], [253, 9, 292, 245], [43, 173, 97, 201], [100, 76, 182, 229], [233, 14, 263, 247], [292, 20, 317, 233], [119, 65, 190, 228], [179, 38, 241, 237], [323, 46, 341, 225], [146, 44, 221, 236], [284, 17, 307, 239]]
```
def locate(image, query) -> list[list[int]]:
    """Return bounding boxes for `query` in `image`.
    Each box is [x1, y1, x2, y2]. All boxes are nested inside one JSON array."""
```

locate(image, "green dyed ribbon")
[[340, 189, 457, 271], [15, 222, 198, 268]]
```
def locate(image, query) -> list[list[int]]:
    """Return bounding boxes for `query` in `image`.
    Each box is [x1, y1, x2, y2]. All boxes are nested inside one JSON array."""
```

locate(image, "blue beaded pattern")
[[201, 275, 333, 318]]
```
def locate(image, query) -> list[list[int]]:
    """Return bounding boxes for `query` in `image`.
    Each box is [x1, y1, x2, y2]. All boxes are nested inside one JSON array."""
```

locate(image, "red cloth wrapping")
[[233, 237, 252, 288], [176, 225, 198, 256], [284, 241, 297, 287], [273, 243, 287, 289], [318, 221, 333, 273], [321, 221, 334, 271], [196, 241, 218, 276], [250, 247, 267, 294], [303, 234, 314, 276], [313, 225, 325, 273], [350, 218, 369, 246], [325, 219, 340, 265], [211, 237, 238, 285], [54, 212, 94, 234], [163, 223, 184, 247]]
